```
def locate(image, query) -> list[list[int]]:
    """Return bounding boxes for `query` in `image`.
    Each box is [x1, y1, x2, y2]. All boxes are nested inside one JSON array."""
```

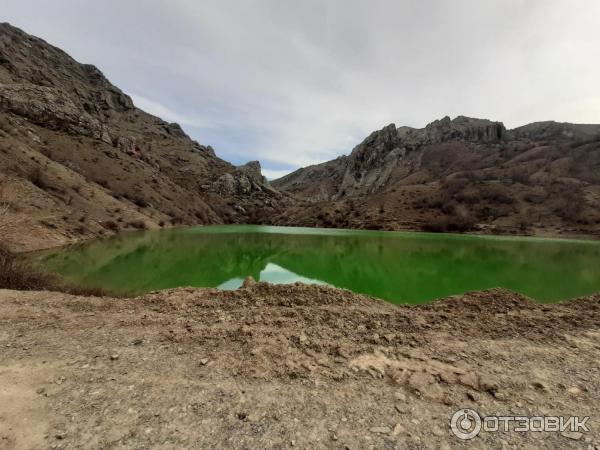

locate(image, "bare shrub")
[[479, 184, 514, 205], [554, 184, 584, 221], [128, 220, 147, 230], [0, 182, 23, 236], [441, 176, 469, 197], [0, 244, 54, 290], [102, 220, 120, 232], [29, 167, 49, 190], [0, 243, 110, 296], [422, 215, 476, 233]]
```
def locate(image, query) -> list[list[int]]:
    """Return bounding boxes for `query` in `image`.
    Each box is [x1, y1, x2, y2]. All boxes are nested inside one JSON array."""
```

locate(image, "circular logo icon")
[[451, 409, 482, 440]]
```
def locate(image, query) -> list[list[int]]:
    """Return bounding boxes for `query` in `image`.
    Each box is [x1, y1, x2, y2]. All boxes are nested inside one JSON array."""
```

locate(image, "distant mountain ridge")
[[271, 116, 600, 236], [0, 23, 598, 251]]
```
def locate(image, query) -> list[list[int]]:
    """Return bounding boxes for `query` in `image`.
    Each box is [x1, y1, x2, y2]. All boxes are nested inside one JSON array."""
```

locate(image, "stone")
[[567, 386, 583, 396], [466, 392, 478, 402], [110, 354, 119, 361], [383, 333, 395, 342], [493, 391, 507, 401], [55, 431, 67, 440], [458, 372, 479, 390], [391, 423, 405, 436], [199, 358, 209, 366], [242, 276, 256, 288], [431, 425, 444, 436], [531, 381, 549, 392], [394, 391, 407, 402], [561, 431, 583, 440], [408, 371, 436, 392], [395, 404, 409, 414], [479, 375, 499, 394], [369, 426, 391, 434]]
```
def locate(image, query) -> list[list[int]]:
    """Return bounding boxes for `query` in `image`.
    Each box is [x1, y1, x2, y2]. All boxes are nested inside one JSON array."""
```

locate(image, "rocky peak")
[[350, 124, 399, 166], [212, 160, 277, 196], [0, 23, 133, 112], [423, 115, 505, 144], [237, 160, 267, 184]]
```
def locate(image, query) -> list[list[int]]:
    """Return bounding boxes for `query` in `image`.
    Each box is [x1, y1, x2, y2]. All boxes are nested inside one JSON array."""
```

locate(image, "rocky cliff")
[[273, 116, 509, 200], [1, 22, 599, 249], [272, 116, 600, 236], [0, 23, 290, 251]]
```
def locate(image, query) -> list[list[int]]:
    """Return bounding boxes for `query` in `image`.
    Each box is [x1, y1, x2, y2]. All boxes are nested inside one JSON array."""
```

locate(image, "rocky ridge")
[[0, 23, 291, 251], [1, 22, 600, 251], [272, 116, 600, 236]]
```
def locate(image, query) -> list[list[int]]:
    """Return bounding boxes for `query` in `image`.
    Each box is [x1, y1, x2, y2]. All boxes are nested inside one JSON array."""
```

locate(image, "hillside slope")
[[272, 116, 600, 236], [1, 22, 599, 251], [0, 23, 290, 251]]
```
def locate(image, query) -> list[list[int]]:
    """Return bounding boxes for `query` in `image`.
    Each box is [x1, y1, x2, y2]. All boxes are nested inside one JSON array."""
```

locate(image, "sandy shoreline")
[[1, 283, 599, 449]]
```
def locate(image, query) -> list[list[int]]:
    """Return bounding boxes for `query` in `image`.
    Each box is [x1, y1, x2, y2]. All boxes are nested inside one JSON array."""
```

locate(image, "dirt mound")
[[1, 284, 599, 448]]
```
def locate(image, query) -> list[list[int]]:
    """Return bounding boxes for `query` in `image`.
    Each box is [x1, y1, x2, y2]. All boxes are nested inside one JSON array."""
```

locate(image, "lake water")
[[34, 225, 600, 304]]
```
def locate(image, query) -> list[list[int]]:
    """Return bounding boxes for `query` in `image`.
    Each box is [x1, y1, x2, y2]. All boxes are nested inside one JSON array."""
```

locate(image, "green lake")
[[33, 225, 600, 304]]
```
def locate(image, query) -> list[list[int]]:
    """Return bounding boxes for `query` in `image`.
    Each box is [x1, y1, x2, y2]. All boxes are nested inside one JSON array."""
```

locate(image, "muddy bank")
[[1, 283, 599, 449]]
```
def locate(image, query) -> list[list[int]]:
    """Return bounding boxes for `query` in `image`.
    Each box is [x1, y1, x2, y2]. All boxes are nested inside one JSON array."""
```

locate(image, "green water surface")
[[33, 225, 600, 304]]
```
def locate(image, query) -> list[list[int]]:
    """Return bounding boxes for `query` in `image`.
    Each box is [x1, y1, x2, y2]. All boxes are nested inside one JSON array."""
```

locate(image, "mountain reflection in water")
[[34, 225, 600, 304]]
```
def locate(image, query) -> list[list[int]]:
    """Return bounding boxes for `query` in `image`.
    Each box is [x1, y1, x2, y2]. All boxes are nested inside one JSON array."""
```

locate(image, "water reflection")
[[34, 225, 600, 304]]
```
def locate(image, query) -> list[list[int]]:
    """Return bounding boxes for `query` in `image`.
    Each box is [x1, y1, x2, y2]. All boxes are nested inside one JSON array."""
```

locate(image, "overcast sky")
[[3, 0, 600, 178]]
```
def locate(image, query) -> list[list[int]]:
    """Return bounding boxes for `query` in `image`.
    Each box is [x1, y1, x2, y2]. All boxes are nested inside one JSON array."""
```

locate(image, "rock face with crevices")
[[272, 116, 600, 237], [0, 22, 292, 251]]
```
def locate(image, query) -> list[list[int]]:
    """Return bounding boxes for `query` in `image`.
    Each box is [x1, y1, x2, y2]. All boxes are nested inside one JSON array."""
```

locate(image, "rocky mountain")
[[272, 116, 600, 237], [1, 23, 598, 250], [0, 23, 290, 251]]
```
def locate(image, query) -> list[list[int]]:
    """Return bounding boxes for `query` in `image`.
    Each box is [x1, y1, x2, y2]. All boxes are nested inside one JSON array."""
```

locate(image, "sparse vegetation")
[[102, 220, 120, 232], [128, 220, 147, 230], [0, 182, 23, 236], [29, 166, 49, 190], [0, 243, 108, 296], [0, 243, 54, 290]]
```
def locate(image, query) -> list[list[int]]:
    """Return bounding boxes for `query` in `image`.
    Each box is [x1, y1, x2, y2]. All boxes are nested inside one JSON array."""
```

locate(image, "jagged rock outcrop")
[[213, 160, 280, 196], [237, 160, 268, 185], [275, 116, 508, 201], [271, 115, 600, 237], [423, 116, 505, 143], [0, 83, 110, 140]]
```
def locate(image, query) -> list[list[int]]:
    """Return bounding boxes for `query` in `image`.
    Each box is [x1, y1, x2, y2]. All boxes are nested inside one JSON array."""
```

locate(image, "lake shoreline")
[[11, 221, 600, 255], [30, 224, 600, 303], [1, 283, 599, 448]]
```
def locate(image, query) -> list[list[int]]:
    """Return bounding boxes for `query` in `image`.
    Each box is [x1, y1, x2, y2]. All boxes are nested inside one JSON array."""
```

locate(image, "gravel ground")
[[1, 282, 599, 449]]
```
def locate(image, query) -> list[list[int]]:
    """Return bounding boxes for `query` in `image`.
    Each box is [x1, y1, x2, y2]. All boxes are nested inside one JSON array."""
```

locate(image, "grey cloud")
[[3, 0, 599, 174]]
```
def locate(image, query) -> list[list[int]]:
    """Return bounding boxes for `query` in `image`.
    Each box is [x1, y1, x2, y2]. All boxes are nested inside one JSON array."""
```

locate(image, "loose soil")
[[1, 283, 599, 449]]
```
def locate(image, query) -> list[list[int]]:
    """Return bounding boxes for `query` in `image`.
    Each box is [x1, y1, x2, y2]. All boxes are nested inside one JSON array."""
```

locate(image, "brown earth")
[[1, 283, 599, 449]]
